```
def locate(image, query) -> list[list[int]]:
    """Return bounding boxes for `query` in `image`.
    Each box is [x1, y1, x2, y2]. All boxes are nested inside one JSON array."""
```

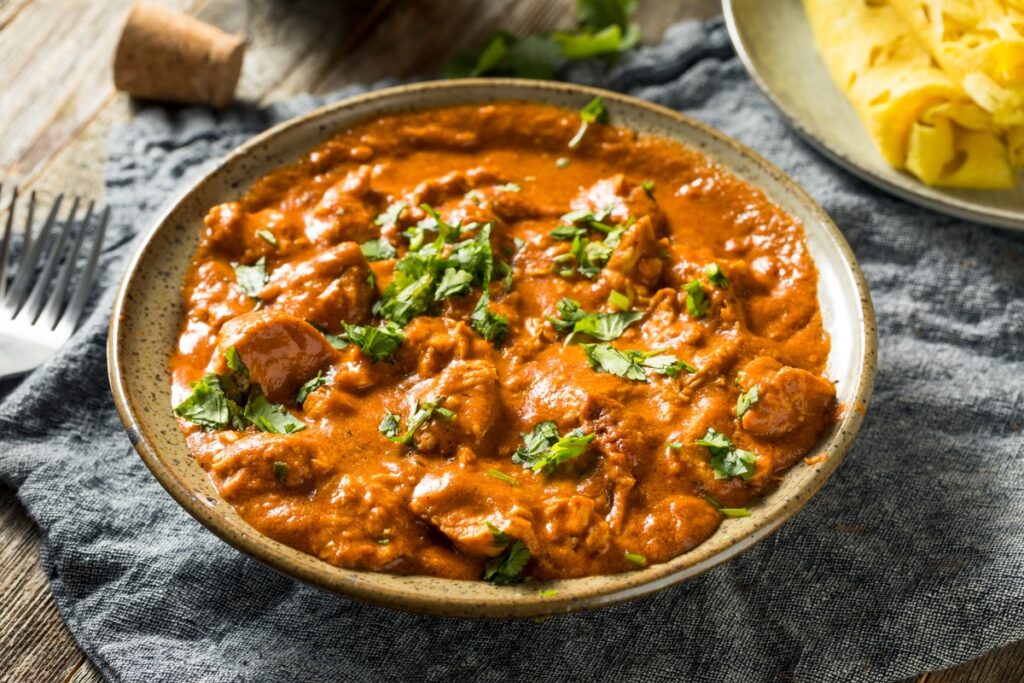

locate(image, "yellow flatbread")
[[804, 0, 1017, 188]]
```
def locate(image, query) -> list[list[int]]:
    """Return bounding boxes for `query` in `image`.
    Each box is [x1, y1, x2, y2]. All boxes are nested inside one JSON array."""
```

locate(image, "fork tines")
[[0, 184, 109, 335]]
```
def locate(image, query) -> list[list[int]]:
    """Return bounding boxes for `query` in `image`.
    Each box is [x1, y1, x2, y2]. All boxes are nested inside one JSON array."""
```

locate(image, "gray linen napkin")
[[2, 19, 1023, 683]]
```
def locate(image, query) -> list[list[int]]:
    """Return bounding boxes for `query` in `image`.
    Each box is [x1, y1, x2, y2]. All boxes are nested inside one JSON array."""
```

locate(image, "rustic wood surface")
[[0, 1, 1019, 681]]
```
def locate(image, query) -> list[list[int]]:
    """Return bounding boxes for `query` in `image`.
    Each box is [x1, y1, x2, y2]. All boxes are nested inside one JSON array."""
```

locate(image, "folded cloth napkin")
[[2, 19, 1023, 683]]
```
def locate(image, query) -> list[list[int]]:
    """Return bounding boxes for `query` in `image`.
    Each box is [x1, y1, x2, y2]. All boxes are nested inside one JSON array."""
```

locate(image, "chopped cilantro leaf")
[[737, 385, 760, 419], [342, 321, 404, 362], [721, 508, 752, 518], [547, 298, 644, 344], [485, 468, 520, 487], [377, 538, 391, 545], [608, 289, 631, 311], [666, 441, 683, 450], [224, 346, 246, 375], [295, 370, 327, 407], [360, 238, 397, 262], [583, 344, 695, 381], [568, 96, 609, 148], [257, 229, 277, 246], [380, 400, 455, 448], [375, 201, 406, 227], [273, 461, 288, 481], [624, 551, 647, 567], [483, 538, 531, 585], [683, 279, 709, 319], [434, 267, 475, 301], [243, 394, 306, 434], [494, 182, 521, 192], [512, 421, 595, 474], [173, 374, 238, 429], [324, 332, 348, 350], [471, 292, 509, 344], [538, 588, 558, 597], [550, 224, 587, 241], [705, 262, 728, 288], [232, 257, 268, 299], [696, 428, 757, 481], [640, 180, 655, 196]]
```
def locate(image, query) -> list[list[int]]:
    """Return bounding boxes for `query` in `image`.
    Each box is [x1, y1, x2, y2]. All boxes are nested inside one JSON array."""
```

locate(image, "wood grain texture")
[[0, 0, 1018, 681]]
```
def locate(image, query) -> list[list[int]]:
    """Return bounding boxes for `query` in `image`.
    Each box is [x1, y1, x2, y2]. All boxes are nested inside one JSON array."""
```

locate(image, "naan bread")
[[804, 0, 1019, 188]]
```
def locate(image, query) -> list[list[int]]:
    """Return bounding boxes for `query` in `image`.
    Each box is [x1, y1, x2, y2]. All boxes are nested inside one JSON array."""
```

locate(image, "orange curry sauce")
[[171, 102, 836, 582]]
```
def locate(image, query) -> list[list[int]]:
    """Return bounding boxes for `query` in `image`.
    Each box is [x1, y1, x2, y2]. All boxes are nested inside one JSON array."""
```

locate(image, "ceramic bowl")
[[108, 79, 877, 618]]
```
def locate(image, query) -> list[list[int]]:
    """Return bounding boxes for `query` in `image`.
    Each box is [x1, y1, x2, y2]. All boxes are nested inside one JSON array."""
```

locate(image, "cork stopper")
[[113, 0, 245, 108]]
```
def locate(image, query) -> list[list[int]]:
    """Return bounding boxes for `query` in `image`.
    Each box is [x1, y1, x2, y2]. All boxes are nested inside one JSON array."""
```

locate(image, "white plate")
[[724, 0, 1024, 230]]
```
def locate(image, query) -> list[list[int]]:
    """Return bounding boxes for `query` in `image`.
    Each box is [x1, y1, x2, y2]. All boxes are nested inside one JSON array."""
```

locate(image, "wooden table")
[[0, 1, 1020, 681]]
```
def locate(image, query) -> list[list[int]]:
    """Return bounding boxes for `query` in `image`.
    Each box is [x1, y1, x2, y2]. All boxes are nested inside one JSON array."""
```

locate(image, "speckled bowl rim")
[[108, 79, 877, 619]]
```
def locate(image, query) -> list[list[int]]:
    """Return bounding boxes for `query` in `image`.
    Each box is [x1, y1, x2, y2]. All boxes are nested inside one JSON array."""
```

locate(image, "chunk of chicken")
[[601, 216, 667, 294], [260, 241, 374, 329], [621, 495, 721, 563], [569, 174, 664, 233], [306, 165, 382, 246], [738, 357, 836, 439], [409, 469, 535, 557], [210, 432, 331, 500], [406, 360, 502, 455], [216, 310, 337, 403]]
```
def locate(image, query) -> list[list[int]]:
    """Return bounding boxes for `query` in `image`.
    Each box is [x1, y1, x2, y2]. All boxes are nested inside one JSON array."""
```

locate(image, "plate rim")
[[107, 77, 878, 618], [722, 0, 1024, 231]]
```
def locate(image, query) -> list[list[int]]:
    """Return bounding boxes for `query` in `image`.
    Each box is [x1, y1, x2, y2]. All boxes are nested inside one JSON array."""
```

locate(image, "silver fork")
[[0, 185, 109, 381]]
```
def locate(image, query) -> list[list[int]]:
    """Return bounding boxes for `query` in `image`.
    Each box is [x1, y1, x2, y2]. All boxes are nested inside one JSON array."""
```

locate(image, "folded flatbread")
[[804, 0, 1020, 188]]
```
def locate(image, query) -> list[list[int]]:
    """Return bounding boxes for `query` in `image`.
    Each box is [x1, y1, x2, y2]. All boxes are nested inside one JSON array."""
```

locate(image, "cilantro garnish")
[[471, 292, 510, 344], [705, 262, 728, 288], [608, 289, 631, 311], [736, 385, 760, 419], [485, 468, 520, 487], [547, 297, 644, 344], [512, 421, 596, 474], [243, 394, 307, 434], [379, 400, 455, 447], [568, 96, 609, 148], [273, 462, 288, 481], [582, 343, 695, 381], [640, 180, 655, 196], [703, 492, 751, 518], [295, 370, 327, 407], [232, 257, 268, 299], [360, 238, 397, 262], [340, 321, 404, 362], [683, 279, 709, 319], [550, 207, 627, 278], [375, 201, 406, 227], [257, 229, 277, 246], [446, 0, 639, 79], [483, 523, 531, 585], [624, 551, 647, 567], [494, 182, 521, 192], [696, 428, 757, 481], [174, 349, 306, 434], [173, 374, 239, 429]]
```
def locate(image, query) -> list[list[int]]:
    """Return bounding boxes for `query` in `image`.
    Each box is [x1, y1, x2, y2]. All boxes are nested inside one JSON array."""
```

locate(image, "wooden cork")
[[113, 0, 245, 108]]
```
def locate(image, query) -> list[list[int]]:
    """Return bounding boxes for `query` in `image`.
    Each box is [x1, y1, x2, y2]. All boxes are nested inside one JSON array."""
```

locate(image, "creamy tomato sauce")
[[171, 101, 836, 581]]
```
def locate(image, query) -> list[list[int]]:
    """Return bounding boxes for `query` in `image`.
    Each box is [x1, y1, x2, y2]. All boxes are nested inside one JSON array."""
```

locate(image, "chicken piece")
[[216, 310, 337, 403], [210, 432, 331, 500], [394, 317, 489, 377], [569, 174, 664, 233], [182, 260, 252, 330], [305, 166, 382, 245], [601, 215, 667, 294], [406, 360, 503, 455], [621, 495, 721, 563], [737, 357, 836, 439], [260, 241, 374, 329], [541, 495, 597, 539], [409, 469, 535, 557]]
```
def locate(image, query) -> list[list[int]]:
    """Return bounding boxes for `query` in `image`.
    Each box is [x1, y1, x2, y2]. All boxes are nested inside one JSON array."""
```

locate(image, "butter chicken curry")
[[171, 100, 837, 584]]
